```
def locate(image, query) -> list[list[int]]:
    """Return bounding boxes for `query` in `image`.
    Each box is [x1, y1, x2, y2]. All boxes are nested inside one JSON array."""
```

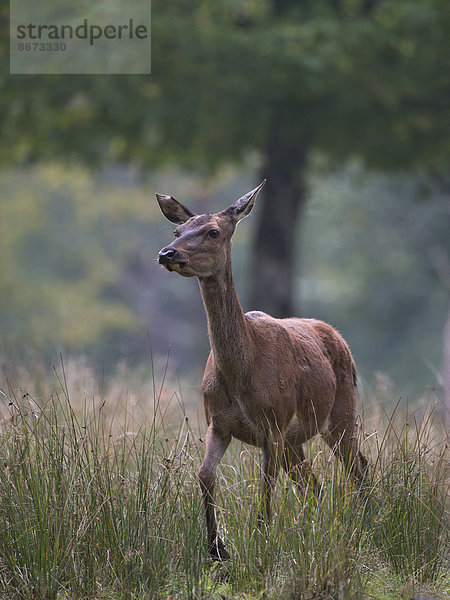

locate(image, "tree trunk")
[[248, 117, 309, 318]]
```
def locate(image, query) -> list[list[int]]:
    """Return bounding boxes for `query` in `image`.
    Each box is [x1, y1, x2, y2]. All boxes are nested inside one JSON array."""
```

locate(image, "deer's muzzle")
[[158, 246, 187, 272]]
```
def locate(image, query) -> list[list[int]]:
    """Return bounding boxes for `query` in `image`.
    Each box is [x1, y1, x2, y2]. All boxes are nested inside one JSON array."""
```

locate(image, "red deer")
[[156, 180, 367, 561]]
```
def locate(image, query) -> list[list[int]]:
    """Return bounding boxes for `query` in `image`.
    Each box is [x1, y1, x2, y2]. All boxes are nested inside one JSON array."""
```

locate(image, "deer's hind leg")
[[324, 425, 368, 485], [282, 424, 319, 493], [324, 384, 368, 485]]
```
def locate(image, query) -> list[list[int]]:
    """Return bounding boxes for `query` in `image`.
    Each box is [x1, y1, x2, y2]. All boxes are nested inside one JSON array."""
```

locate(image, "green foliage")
[[1, 0, 449, 170], [0, 165, 159, 360]]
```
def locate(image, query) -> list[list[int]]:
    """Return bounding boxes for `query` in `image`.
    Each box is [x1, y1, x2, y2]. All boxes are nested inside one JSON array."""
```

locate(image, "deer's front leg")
[[198, 425, 231, 561]]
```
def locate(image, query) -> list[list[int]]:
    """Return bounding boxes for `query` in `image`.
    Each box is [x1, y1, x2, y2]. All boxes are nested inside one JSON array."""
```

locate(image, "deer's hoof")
[[209, 537, 230, 561]]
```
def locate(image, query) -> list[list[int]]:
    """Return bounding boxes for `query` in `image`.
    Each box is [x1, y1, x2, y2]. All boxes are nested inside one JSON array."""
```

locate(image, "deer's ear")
[[224, 179, 266, 223], [156, 194, 196, 224]]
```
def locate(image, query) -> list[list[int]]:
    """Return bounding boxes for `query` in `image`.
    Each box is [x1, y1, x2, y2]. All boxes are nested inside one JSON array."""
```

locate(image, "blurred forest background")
[[0, 0, 449, 410]]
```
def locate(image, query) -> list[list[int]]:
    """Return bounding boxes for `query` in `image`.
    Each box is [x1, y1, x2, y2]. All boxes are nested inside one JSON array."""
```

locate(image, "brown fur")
[[156, 181, 367, 561]]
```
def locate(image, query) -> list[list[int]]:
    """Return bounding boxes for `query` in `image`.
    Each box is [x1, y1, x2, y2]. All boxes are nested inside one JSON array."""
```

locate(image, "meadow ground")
[[0, 357, 448, 600]]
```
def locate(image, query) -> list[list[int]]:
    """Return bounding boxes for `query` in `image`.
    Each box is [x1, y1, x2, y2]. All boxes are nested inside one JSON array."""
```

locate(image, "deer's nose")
[[159, 247, 178, 264]]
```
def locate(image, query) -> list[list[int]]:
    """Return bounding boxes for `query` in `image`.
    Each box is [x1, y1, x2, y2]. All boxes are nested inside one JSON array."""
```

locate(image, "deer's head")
[[157, 180, 266, 278]]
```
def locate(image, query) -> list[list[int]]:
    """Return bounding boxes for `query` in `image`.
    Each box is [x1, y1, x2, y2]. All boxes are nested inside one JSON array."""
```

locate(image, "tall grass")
[[0, 365, 448, 599], [369, 404, 448, 585]]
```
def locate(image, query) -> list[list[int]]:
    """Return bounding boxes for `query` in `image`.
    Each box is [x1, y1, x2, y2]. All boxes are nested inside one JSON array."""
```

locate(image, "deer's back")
[[246, 311, 355, 383], [245, 312, 356, 434]]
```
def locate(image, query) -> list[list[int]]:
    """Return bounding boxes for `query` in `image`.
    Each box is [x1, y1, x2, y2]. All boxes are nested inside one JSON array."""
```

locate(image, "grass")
[[0, 361, 448, 599]]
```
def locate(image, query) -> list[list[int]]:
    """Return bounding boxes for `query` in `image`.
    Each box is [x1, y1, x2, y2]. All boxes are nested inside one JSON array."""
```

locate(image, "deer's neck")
[[199, 264, 252, 383]]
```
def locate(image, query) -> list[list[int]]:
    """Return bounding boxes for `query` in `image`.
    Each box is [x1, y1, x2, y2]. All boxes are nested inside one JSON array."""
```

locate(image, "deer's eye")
[[174, 230, 180, 238], [208, 229, 219, 238]]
